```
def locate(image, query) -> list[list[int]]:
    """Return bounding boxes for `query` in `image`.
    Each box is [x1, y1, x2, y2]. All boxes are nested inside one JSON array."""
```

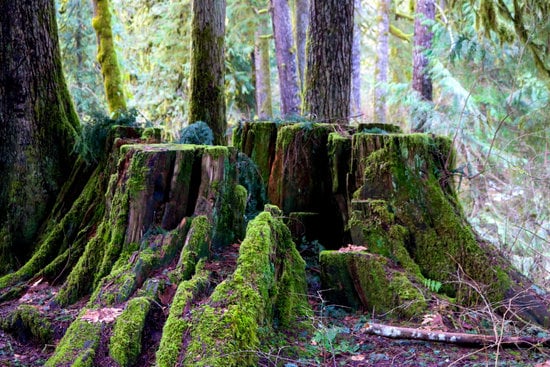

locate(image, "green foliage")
[[74, 108, 139, 164], [177, 121, 214, 145], [57, 0, 107, 117], [423, 278, 443, 293]]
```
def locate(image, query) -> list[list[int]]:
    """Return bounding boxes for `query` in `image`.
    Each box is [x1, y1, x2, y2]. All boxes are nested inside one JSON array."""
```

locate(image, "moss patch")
[[45, 318, 102, 367], [182, 210, 311, 366], [156, 260, 210, 367], [1, 305, 52, 344], [109, 297, 151, 367], [320, 250, 427, 317]]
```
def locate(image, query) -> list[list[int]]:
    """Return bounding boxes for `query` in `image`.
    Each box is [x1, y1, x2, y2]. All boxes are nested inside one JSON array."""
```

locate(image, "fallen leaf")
[[338, 244, 368, 253], [81, 307, 123, 323]]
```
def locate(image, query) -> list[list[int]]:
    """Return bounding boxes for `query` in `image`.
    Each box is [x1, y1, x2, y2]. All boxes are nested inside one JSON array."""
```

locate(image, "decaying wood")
[[362, 322, 550, 348]]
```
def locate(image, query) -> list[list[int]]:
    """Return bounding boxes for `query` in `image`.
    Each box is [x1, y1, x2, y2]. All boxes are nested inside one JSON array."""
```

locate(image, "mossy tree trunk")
[[254, 13, 273, 119], [0, 0, 80, 275], [411, 0, 434, 132], [374, 0, 390, 123], [92, 0, 127, 117], [304, 0, 354, 124], [271, 0, 301, 117], [351, 0, 362, 116], [189, 0, 227, 145], [293, 0, 309, 94]]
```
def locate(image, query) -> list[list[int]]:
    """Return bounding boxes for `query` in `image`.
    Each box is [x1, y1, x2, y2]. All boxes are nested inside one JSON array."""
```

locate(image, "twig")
[[361, 322, 550, 347]]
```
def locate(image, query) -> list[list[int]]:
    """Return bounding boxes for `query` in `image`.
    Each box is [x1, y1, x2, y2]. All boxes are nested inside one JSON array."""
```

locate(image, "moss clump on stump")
[[320, 250, 427, 318], [349, 133, 511, 304], [182, 210, 311, 366], [109, 297, 151, 367], [1, 305, 52, 344]]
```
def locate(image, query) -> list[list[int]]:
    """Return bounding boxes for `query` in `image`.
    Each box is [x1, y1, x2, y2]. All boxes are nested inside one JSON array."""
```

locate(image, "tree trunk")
[[271, 0, 301, 118], [189, 0, 227, 145], [92, 0, 127, 116], [304, 0, 354, 124], [254, 14, 273, 119], [411, 0, 435, 132], [0, 0, 80, 275], [294, 0, 309, 94], [350, 0, 362, 116], [374, 0, 391, 123]]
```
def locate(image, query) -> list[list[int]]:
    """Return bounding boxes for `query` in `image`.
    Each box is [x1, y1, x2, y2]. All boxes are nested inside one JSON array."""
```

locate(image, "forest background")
[[57, 0, 549, 289]]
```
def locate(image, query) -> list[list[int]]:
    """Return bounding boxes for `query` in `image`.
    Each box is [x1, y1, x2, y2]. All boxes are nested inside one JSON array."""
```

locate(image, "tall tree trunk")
[[271, 0, 301, 118], [294, 0, 309, 94], [254, 14, 273, 119], [374, 0, 391, 123], [350, 0, 362, 116], [189, 0, 227, 145], [411, 0, 434, 132], [0, 0, 80, 275], [92, 0, 127, 116], [304, 0, 354, 124]]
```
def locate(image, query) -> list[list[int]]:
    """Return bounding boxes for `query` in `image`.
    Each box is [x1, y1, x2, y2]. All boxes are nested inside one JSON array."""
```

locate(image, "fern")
[[177, 121, 214, 145], [423, 278, 442, 293]]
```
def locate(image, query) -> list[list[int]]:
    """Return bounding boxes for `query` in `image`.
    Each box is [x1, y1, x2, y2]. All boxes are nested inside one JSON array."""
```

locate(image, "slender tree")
[[350, 0, 363, 116], [294, 0, 309, 94], [189, 0, 227, 145], [92, 0, 127, 116], [271, 0, 301, 117], [304, 0, 354, 124], [254, 12, 274, 119], [0, 0, 80, 275], [411, 0, 435, 132], [374, 0, 391, 123]]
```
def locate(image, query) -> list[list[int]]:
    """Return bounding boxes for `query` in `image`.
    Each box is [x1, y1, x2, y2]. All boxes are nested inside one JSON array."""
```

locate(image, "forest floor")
[[0, 242, 549, 367]]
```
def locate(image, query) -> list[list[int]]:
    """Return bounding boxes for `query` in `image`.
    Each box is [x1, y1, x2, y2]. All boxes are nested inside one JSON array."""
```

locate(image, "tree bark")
[[254, 14, 273, 119], [411, 0, 435, 132], [0, 0, 80, 274], [271, 0, 301, 118], [294, 0, 309, 94], [350, 0, 362, 116], [92, 0, 127, 116], [374, 0, 391, 123], [189, 0, 227, 145], [304, 0, 354, 124]]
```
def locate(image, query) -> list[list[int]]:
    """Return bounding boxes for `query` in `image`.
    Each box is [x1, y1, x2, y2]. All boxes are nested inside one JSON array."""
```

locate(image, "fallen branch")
[[362, 322, 550, 348]]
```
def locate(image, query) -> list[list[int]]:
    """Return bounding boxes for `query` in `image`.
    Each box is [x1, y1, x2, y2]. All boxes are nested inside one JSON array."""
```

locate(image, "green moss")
[[45, 318, 102, 367], [183, 210, 311, 366], [1, 305, 52, 344], [328, 132, 351, 193], [173, 216, 211, 282], [351, 133, 511, 304], [320, 251, 426, 317], [389, 274, 427, 318], [156, 260, 210, 367], [91, 0, 127, 116], [109, 297, 150, 367]]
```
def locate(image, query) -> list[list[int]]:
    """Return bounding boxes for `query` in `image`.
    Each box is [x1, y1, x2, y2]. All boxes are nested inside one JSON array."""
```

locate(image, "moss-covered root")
[[320, 250, 427, 318], [171, 216, 211, 283], [109, 297, 150, 367], [183, 210, 311, 366], [1, 305, 52, 344], [156, 260, 210, 367], [45, 318, 102, 367]]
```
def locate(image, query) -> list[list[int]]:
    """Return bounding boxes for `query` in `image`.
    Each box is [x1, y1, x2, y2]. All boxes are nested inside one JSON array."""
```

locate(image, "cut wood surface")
[[362, 322, 550, 348]]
